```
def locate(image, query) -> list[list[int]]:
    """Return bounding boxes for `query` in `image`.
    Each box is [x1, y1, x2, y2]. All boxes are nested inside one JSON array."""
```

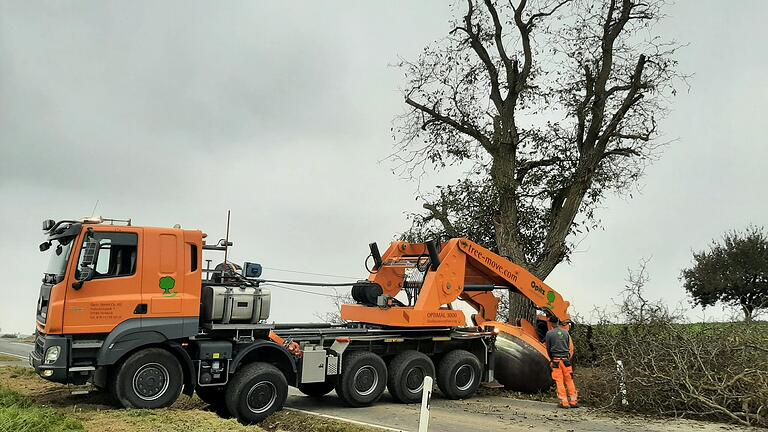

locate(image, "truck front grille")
[[34, 333, 46, 357]]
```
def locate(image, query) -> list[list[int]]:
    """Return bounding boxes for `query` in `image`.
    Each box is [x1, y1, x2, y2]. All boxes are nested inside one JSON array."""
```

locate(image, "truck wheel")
[[225, 362, 287, 424], [387, 351, 435, 403], [436, 350, 481, 399], [335, 351, 387, 407], [196, 385, 227, 412], [112, 348, 183, 409], [298, 381, 336, 397]]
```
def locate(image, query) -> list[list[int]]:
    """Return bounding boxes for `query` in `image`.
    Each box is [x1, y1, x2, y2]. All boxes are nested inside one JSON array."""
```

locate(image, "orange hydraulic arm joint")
[[455, 239, 571, 323], [340, 238, 570, 328]]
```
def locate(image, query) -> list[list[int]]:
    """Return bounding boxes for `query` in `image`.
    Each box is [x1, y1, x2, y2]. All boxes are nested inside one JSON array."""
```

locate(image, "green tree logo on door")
[[159, 276, 177, 298], [546, 291, 556, 310]]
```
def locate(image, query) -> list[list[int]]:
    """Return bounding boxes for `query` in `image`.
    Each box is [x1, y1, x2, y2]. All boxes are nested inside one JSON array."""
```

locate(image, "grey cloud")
[[1, 0, 767, 333]]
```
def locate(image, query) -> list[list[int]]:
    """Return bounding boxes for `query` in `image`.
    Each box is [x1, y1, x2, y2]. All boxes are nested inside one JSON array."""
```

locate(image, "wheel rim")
[[405, 366, 425, 393], [455, 364, 475, 392], [132, 362, 170, 401], [353, 365, 379, 396], [246, 381, 277, 414]]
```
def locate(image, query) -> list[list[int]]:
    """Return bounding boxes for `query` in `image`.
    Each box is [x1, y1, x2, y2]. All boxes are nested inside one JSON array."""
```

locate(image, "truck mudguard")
[[96, 317, 198, 365], [231, 340, 298, 383]]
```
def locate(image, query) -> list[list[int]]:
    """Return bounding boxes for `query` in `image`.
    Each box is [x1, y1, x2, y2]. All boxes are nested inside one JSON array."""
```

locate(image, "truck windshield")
[[45, 236, 75, 278]]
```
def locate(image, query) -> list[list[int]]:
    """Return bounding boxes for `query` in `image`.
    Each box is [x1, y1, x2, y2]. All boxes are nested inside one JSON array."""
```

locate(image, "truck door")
[[62, 227, 143, 334], [141, 228, 185, 317]]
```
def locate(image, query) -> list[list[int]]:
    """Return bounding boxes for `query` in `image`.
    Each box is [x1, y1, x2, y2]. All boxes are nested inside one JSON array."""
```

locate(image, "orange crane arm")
[[454, 239, 571, 322], [341, 238, 570, 327]]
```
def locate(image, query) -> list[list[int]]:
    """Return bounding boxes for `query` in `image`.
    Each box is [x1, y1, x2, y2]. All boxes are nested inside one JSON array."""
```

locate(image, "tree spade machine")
[[341, 238, 573, 392]]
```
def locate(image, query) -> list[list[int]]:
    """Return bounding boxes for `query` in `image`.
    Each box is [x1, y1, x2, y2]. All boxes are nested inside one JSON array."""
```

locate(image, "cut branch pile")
[[574, 320, 768, 427]]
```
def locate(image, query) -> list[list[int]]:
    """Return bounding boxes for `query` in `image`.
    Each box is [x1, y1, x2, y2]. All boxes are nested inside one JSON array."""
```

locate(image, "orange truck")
[[32, 216, 570, 423]]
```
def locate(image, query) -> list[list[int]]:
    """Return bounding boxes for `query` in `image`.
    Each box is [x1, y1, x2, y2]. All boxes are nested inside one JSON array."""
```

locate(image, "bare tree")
[[395, 0, 684, 278], [314, 289, 354, 324]]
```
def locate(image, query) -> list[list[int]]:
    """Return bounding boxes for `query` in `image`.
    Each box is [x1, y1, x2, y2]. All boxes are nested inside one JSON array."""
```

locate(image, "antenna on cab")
[[223, 210, 231, 265]]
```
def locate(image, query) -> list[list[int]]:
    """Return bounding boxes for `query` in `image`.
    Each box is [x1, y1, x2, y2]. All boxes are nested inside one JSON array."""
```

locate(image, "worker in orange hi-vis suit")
[[545, 316, 578, 408]]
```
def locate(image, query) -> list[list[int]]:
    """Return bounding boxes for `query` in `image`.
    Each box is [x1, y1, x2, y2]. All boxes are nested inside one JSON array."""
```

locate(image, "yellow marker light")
[[212, 353, 220, 359]]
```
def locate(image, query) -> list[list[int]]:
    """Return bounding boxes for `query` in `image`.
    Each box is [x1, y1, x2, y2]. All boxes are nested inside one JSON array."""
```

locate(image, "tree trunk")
[[742, 303, 754, 323], [491, 145, 528, 269]]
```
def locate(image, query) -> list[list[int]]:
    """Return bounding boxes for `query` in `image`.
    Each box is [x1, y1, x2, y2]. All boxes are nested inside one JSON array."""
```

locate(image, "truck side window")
[[190, 244, 198, 272], [78, 232, 138, 279]]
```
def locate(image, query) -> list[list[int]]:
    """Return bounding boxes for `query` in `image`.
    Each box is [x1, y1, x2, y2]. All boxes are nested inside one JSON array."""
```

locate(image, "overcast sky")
[[1, 1, 766, 333]]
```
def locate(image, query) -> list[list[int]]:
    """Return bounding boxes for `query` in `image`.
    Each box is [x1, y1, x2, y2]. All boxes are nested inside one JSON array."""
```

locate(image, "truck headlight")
[[44, 346, 60, 364]]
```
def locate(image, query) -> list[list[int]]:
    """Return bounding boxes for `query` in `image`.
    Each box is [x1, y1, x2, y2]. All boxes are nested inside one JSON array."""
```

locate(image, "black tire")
[[112, 348, 183, 409], [298, 381, 336, 397], [436, 350, 482, 399], [225, 363, 287, 424], [387, 351, 435, 404], [196, 385, 227, 411], [335, 351, 387, 407]]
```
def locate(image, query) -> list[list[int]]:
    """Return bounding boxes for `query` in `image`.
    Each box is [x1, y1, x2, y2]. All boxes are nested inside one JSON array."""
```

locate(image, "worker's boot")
[[558, 401, 570, 409], [568, 398, 579, 408]]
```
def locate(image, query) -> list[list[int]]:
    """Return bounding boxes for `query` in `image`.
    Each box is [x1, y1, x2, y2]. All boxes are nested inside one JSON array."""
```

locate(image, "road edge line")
[[0, 351, 27, 360], [283, 407, 407, 432]]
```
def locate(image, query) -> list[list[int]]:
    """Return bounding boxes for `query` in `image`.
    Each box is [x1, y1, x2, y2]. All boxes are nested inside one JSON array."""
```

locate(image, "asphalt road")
[[0, 338, 32, 362], [0, 339, 753, 432], [284, 388, 747, 432]]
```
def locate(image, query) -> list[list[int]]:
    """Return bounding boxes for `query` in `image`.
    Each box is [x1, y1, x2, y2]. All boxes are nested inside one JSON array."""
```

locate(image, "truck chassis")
[[31, 321, 496, 423]]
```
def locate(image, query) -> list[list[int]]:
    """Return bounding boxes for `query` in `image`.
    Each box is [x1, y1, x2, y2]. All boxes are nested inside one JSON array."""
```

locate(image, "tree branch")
[[601, 147, 640, 159], [405, 96, 493, 151], [453, 0, 504, 111], [598, 54, 648, 147], [528, 0, 571, 24], [515, 157, 562, 182], [423, 202, 459, 237], [511, 0, 533, 89], [483, 0, 512, 74]]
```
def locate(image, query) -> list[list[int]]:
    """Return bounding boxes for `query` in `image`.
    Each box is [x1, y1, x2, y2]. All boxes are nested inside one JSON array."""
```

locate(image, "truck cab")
[[30, 217, 296, 424], [32, 218, 203, 383]]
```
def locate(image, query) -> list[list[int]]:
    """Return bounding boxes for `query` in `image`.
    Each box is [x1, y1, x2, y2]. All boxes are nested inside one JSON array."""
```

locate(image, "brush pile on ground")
[[571, 267, 768, 427]]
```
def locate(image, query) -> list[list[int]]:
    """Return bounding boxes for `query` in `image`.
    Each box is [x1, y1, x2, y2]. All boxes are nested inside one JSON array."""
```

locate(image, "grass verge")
[[0, 366, 377, 432], [0, 385, 83, 432]]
